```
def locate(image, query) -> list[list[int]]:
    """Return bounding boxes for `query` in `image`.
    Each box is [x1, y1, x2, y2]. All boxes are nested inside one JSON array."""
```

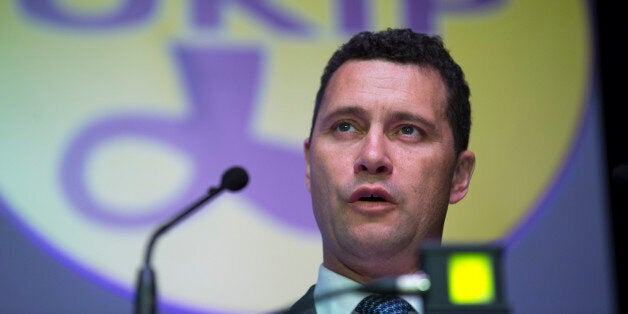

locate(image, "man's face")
[[304, 60, 474, 279]]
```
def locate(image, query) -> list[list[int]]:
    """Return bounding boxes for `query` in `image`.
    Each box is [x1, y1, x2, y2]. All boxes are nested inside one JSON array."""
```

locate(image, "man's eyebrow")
[[318, 106, 368, 124], [390, 111, 438, 133]]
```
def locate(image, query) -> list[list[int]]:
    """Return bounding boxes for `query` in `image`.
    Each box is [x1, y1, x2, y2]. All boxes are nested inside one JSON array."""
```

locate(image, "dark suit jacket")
[[278, 285, 316, 314]]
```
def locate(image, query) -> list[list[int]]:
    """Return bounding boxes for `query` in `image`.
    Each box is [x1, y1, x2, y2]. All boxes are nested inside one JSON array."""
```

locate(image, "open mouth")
[[359, 194, 387, 202], [349, 187, 395, 204]]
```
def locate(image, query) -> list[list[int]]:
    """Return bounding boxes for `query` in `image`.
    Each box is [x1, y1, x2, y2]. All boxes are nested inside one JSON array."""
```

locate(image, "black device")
[[420, 242, 509, 314]]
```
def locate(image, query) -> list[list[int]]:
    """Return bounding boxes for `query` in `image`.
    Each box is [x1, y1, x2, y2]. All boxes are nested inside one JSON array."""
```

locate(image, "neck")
[[322, 248, 419, 284]]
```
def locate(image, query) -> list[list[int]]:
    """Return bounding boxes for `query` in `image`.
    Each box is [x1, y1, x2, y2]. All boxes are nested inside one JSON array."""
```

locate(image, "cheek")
[[309, 159, 341, 235], [403, 179, 450, 237], [398, 155, 455, 205], [410, 150, 455, 179], [312, 146, 352, 180], [308, 147, 354, 213], [309, 151, 338, 201]]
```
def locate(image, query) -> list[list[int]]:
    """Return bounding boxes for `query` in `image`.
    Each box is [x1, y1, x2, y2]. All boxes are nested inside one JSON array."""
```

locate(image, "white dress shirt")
[[313, 264, 423, 314]]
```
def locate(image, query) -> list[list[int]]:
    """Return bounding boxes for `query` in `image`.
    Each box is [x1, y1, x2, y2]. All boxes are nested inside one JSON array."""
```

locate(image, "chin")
[[346, 230, 412, 257]]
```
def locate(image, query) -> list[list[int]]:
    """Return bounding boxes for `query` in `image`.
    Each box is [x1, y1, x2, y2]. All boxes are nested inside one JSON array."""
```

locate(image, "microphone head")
[[221, 166, 249, 192]]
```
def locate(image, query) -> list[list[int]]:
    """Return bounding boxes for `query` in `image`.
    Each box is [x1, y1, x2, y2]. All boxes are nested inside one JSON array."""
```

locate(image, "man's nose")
[[354, 131, 393, 175]]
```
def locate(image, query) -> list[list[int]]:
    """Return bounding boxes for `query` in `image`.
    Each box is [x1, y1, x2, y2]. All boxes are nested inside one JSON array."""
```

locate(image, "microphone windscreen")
[[221, 166, 249, 191]]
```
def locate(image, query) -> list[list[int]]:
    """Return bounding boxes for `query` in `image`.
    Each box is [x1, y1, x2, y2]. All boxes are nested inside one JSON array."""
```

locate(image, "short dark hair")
[[310, 28, 471, 155]]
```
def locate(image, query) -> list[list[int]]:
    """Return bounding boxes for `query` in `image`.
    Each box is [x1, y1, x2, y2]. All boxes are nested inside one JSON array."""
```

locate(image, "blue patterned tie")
[[353, 294, 416, 313]]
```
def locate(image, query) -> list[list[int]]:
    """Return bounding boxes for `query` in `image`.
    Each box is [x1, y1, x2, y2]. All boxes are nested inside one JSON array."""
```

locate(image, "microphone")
[[134, 166, 249, 314], [218, 166, 249, 192], [358, 273, 431, 295], [313, 273, 431, 303]]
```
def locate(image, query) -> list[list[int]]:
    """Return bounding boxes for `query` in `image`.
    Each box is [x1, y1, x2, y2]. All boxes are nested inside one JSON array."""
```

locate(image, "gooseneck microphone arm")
[[135, 166, 249, 314], [142, 186, 219, 266], [313, 272, 431, 302]]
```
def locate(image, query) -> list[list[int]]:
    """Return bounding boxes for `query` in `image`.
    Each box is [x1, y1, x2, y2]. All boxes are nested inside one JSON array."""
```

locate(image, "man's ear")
[[449, 150, 475, 204], [304, 137, 311, 192]]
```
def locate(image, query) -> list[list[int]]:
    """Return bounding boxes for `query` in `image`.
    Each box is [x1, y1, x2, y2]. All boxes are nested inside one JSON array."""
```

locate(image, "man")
[[286, 28, 475, 314]]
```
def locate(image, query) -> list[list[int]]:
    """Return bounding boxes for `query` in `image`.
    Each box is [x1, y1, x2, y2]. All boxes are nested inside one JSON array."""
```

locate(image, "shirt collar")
[[313, 264, 423, 314]]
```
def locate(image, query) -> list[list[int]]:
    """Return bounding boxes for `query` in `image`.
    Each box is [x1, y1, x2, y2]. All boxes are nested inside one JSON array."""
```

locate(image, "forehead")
[[320, 60, 448, 121]]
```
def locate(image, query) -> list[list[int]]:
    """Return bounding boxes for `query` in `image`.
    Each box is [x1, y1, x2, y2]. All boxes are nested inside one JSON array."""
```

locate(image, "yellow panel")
[[448, 253, 495, 304]]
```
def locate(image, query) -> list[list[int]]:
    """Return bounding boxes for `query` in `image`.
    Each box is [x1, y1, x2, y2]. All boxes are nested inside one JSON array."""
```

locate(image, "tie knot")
[[354, 294, 416, 314]]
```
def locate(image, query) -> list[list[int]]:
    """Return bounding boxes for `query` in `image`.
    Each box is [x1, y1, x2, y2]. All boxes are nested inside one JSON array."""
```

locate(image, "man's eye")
[[336, 122, 355, 132], [400, 125, 418, 136]]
